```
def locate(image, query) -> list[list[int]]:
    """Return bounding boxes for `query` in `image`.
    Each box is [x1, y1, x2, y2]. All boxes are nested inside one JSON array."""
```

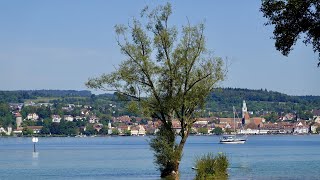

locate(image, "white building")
[[239, 129, 260, 134], [52, 115, 62, 123], [314, 116, 320, 123], [239, 129, 269, 134], [194, 120, 208, 125], [27, 113, 39, 121], [0, 127, 6, 134], [294, 122, 309, 134], [89, 116, 99, 124], [130, 125, 146, 136], [64, 115, 74, 122]]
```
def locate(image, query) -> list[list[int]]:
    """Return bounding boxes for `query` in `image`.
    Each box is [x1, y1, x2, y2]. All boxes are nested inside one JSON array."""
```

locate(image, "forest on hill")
[[1, 88, 319, 117], [208, 88, 320, 115], [0, 90, 91, 103]]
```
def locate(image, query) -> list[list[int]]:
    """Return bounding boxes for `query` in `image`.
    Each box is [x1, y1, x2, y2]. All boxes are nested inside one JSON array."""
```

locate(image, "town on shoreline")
[[1, 96, 320, 137]]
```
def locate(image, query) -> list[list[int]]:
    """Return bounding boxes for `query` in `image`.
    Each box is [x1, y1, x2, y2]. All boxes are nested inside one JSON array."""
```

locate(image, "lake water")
[[1, 135, 320, 180]]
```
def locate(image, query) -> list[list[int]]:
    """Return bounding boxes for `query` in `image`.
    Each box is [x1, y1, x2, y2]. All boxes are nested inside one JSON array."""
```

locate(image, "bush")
[[194, 152, 229, 180]]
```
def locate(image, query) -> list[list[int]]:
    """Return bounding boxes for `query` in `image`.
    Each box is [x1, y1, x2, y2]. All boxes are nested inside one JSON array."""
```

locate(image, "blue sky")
[[0, 1, 319, 95]]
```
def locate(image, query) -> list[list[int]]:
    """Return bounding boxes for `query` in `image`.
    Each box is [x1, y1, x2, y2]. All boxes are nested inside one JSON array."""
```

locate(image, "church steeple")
[[242, 100, 247, 119]]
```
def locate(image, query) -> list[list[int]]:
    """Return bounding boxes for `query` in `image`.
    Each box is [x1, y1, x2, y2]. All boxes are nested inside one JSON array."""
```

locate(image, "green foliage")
[[224, 128, 232, 135], [149, 127, 179, 178], [22, 127, 34, 135], [123, 129, 131, 136], [98, 126, 109, 135], [84, 124, 97, 135], [111, 128, 120, 135], [198, 127, 208, 134], [0, 90, 91, 103], [40, 125, 50, 134], [261, 0, 320, 66], [297, 110, 313, 120], [264, 112, 279, 123], [0, 103, 14, 128], [212, 127, 223, 135], [316, 126, 320, 134], [1, 132, 7, 136], [22, 120, 36, 127], [194, 152, 229, 180]]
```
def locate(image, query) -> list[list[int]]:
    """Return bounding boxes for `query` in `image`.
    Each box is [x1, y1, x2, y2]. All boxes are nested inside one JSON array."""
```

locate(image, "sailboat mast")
[[233, 106, 236, 134]]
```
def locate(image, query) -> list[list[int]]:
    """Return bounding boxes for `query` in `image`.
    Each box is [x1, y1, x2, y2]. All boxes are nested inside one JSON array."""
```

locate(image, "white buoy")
[[32, 137, 39, 152]]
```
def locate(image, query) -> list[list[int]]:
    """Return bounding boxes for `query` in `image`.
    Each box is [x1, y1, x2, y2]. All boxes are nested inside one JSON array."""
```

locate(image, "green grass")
[[24, 97, 61, 103], [194, 152, 229, 180], [24, 96, 87, 103]]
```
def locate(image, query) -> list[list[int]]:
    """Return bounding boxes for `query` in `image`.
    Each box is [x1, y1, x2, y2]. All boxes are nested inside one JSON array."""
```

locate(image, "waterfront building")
[[293, 122, 309, 134], [130, 125, 146, 136], [27, 126, 43, 134], [7, 126, 12, 135], [0, 127, 6, 134], [239, 128, 260, 134]]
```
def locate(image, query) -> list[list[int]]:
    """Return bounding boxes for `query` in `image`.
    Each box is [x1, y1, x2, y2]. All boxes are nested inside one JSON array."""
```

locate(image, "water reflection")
[[32, 152, 39, 159]]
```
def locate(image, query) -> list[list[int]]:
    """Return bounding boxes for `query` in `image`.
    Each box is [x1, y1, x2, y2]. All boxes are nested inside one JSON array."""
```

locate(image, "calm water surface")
[[1, 135, 320, 180]]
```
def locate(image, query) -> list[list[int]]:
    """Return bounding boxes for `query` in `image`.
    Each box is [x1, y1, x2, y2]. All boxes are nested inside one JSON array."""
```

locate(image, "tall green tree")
[[261, 0, 320, 66], [212, 127, 224, 135], [0, 103, 14, 128], [86, 3, 225, 179]]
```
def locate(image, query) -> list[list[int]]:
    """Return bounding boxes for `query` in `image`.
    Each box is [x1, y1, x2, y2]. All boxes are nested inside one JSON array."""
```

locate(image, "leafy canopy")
[[261, 0, 320, 66], [86, 3, 225, 127]]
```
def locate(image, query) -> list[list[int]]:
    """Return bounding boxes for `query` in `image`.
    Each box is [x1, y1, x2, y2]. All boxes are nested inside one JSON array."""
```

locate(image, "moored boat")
[[220, 135, 246, 144], [219, 106, 247, 144]]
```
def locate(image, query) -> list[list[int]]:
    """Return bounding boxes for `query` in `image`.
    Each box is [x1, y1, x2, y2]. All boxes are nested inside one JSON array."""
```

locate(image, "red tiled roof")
[[252, 118, 263, 126], [27, 126, 43, 130], [244, 112, 250, 120]]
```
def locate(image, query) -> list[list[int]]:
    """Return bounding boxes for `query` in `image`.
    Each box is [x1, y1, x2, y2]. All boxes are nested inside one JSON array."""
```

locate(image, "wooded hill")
[[209, 88, 320, 112], [1, 88, 319, 115]]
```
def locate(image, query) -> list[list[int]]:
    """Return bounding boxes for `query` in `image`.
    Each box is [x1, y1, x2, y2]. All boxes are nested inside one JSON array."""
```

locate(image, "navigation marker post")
[[32, 137, 39, 152]]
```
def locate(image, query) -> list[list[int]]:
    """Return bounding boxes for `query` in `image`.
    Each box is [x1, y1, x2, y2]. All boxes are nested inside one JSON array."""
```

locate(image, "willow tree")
[[86, 3, 225, 179]]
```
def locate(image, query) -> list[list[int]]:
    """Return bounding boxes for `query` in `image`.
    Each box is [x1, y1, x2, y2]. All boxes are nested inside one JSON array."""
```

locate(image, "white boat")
[[219, 106, 247, 144], [220, 135, 246, 144]]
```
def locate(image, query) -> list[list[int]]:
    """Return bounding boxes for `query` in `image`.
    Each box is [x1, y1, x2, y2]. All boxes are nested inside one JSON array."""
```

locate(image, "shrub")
[[194, 152, 229, 180]]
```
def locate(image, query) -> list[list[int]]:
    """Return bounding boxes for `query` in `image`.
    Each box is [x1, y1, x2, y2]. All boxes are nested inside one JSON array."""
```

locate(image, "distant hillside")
[[208, 88, 320, 114], [0, 89, 319, 115], [0, 90, 91, 103]]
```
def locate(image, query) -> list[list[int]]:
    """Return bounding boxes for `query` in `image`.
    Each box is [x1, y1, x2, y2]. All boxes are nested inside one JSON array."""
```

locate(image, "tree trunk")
[[160, 161, 180, 180], [160, 131, 189, 180]]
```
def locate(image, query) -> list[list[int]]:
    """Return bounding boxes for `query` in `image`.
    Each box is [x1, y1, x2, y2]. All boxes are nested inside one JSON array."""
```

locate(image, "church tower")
[[242, 100, 247, 118], [241, 100, 248, 125]]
